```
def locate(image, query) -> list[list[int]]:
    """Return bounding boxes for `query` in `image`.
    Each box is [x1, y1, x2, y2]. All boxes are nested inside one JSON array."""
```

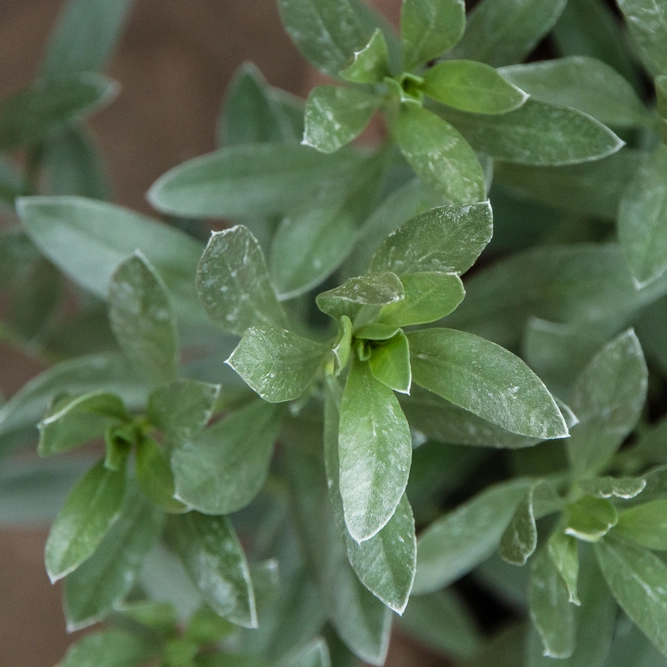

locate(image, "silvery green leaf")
[[227, 325, 327, 402], [45, 458, 126, 582], [285, 447, 391, 665], [547, 531, 580, 605], [400, 0, 466, 71], [218, 62, 300, 147], [38, 390, 128, 457], [617, 0, 667, 77], [567, 330, 647, 477], [596, 537, 667, 656], [338, 359, 412, 542], [169, 512, 257, 628], [0, 73, 117, 150], [56, 629, 156, 667], [408, 328, 568, 439], [316, 272, 404, 322], [277, 0, 369, 76], [369, 202, 492, 276], [17, 196, 205, 324], [40, 0, 133, 78], [423, 60, 528, 115], [324, 382, 416, 612], [63, 486, 163, 630], [499, 57, 648, 128], [400, 386, 540, 449], [303, 86, 381, 154], [108, 251, 179, 386], [579, 477, 646, 500], [529, 549, 575, 659], [619, 146, 667, 288], [196, 225, 286, 335], [148, 143, 363, 218], [339, 29, 390, 83], [172, 400, 281, 515], [499, 482, 540, 566], [413, 478, 533, 594], [437, 99, 624, 166], [396, 105, 486, 204], [615, 500, 667, 550], [368, 331, 411, 394], [450, 0, 568, 67], [147, 379, 220, 444], [565, 497, 618, 543]]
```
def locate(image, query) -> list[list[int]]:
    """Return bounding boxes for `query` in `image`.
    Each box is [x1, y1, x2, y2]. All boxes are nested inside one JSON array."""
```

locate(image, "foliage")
[[3, 0, 667, 665]]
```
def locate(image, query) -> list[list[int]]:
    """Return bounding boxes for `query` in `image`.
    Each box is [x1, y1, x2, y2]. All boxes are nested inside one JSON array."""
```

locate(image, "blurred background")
[[0, 1, 448, 665]]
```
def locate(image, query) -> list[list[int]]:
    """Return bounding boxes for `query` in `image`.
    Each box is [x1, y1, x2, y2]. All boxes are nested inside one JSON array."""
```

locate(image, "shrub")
[[3, 0, 667, 665]]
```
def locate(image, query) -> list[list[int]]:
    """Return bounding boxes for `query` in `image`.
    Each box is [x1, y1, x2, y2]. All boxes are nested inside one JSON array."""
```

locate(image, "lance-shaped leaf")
[[285, 447, 391, 665], [0, 353, 145, 444], [148, 143, 363, 218], [495, 150, 644, 220], [283, 638, 331, 667], [16, 197, 205, 324], [565, 497, 618, 543], [400, 386, 539, 448], [171, 400, 281, 515], [579, 477, 646, 500], [619, 146, 667, 287], [423, 61, 528, 115], [547, 531, 580, 606], [368, 332, 412, 395], [370, 202, 492, 277], [277, 0, 369, 76], [617, 0, 667, 77], [169, 512, 257, 628], [529, 550, 575, 659], [408, 328, 568, 439], [108, 251, 179, 386], [400, 0, 466, 71], [0, 73, 117, 150], [63, 486, 163, 630], [38, 390, 129, 457], [303, 86, 381, 154], [499, 57, 648, 128], [339, 359, 412, 541], [57, 629, 157, 667], [413, 478, 533, 594], [450, 0, 568, 67], [135, 437, 187, 513], [324, 384, 416, 613], [316, 272, 404, 322], [396, 105, 486, 205], [437, 99, 623, 166], [500, 482, 541, 566], [147, 379, 220, 444], [45, 458, 126, 582], [228, 325, 327, 402], [567, 330, 647, 477], [270, 154, 387, 299], [197, 226, 286, 335], [340, 29, 391, 83], [445, 244, 667, 351], [40, 0, 134, 79], [614, 500, 667, 550], [42, 126, 110, 201], [376, 272, 465, 327], [218, 62, 300, 147], [596, 537, 667, 656]]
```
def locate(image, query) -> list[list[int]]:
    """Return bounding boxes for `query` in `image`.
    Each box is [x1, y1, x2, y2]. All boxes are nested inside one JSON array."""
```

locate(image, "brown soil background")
[[0, 0, 446, 664]]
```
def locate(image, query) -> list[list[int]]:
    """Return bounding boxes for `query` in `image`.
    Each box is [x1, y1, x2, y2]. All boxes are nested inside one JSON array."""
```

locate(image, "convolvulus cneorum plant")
[[3, 0, 667, 665]]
